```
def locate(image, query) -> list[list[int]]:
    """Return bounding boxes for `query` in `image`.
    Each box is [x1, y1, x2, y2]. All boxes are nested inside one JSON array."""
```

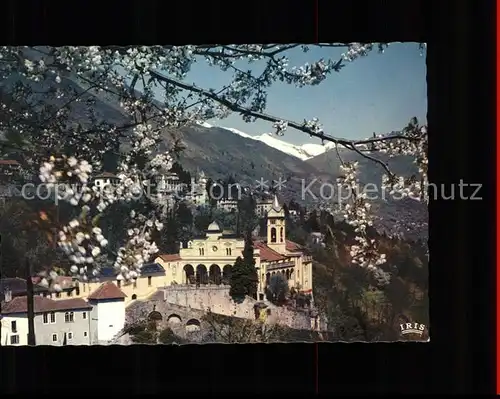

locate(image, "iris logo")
[[400, 322, 426, 336]]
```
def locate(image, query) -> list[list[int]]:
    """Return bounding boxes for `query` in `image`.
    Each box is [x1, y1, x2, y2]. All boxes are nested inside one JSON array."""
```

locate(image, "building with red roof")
[[0, 281, 127, 346], [87, 282, 127, 342], [1, 295, 92, 346], [154, 195, 313, 300]]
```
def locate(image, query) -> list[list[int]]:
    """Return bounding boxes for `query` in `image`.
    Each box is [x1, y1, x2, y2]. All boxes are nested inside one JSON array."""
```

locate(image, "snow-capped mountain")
[[196, 122, 334, 161]]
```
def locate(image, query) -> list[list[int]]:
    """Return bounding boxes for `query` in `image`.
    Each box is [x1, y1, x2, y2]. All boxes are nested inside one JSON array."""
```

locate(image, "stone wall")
[[124, 293, 209, 341], [159, 285, 312, 330]]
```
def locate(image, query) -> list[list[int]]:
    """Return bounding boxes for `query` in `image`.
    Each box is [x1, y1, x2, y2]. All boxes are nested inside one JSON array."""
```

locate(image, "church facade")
[[155, 196, 313, 300]]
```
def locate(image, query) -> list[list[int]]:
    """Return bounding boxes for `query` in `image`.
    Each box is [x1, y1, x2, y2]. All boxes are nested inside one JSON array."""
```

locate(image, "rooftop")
[[1, 296, 92, 315], [157, 254, 182, 262], [96, 262, 166, 279], [87, 282, 127, 301], [141, 262, 166, 274], [0, 159, 20, 166], [207, 221, 221, 232], [0, 278, 48, 295], [253, 241, 286, 262]]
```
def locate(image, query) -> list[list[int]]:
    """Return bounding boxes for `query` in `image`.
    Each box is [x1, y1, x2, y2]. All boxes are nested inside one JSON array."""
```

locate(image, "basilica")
[[155, 196, 313, 300]]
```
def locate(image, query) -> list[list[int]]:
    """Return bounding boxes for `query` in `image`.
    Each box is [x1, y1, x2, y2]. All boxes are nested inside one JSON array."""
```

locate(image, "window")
[[82, 312, 87, 320], [10, 335, 19, 345], [199, 248, 204, 256], [43, 312, 49, 324], [226, 248, 232, 256], [65, 312, 74, 323], [55, 292, 61, 298], [147, 276, 152, 287], [83, 284, 86, 292], [52, 334, 58, 342], [133, 280, 137, 288], [50, 312, 56, 323], [270, 227, 277, 243], [67, 290, 72, 297], [83, 331, 88, 337], [11, 320, 17, 333], [75, 286, 80, 295], [117, 280, 121, 288], [68, 332, 73, 340]]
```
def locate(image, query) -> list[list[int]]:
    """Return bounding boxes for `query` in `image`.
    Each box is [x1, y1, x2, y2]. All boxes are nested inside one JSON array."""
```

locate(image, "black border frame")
[[0, 0, 494, 394]]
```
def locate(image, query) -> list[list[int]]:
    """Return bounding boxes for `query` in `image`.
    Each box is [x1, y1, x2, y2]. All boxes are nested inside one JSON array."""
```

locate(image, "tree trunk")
[[26, 259, 36, 345]]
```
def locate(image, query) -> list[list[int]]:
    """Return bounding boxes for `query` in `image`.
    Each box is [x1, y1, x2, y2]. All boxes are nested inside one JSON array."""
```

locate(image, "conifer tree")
[[229, 231, 258, 301]]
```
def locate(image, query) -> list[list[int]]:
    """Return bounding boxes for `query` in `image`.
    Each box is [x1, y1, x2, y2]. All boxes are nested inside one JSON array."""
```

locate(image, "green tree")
[[229, 231, 258, 302], [266, 273, 289, 305], [193, 206, 212, 234], [237, 195, 257, 236], [157, 200, 193, 253], [170, 161, 192, 187], [306, 211, 320, 232], [205, 178, 218, 208]]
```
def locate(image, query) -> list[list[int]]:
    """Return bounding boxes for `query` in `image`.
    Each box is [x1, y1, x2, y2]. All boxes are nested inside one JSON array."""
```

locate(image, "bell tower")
[[267, 195, 286, 253]]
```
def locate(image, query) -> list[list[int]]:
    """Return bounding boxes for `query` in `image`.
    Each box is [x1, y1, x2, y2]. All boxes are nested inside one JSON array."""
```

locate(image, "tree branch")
[[148, 70, 414, 148]]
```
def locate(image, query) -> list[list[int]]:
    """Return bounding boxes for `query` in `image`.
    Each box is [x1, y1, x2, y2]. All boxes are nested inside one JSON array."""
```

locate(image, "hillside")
[[307, 148, 428, 241], [163, 124, 328, 200], [0, 66, 427, 240], [306, 147, 418, 185]]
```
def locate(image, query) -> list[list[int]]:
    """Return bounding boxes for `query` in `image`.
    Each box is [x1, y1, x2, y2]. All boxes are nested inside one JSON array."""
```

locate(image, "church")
[[155, 196, 313, 301]]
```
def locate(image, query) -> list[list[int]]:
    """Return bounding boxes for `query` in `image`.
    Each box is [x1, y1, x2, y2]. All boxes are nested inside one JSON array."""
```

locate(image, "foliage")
[[266, 273, 289, 305], [0, 44, 427, 290], [130, 329, 157, 344], [201, 311, 287, 343], [0, 199, 68, 280], [229, 257, 248, 302], [125, 319, 183, 344], [229, 232, 258, 301], [307, 216, 429, 341], [126, 320, 158, 344], [158, 327, 186, 344], [156, 200, 193, 253], [237, 194, 258, 235]]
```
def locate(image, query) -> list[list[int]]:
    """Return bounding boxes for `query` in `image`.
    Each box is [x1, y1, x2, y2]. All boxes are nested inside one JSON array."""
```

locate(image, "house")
[[92, 172, 120, 191], [69, 262, 167, 305], [155, 195, 314, 301], [0, 159, 21, 183], [0, 294, 93, 346], [87, 282, 126, 343], [216, 198, 238, 212]]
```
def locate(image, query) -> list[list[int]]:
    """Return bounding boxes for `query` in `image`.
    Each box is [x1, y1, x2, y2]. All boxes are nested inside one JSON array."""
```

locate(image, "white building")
[[87, 282, 127, 343], [0, 292, 93, 346], [217, 198, 238, 212], [92, 172, 120, 190], [255, 198, 274, 217], [187, 170, 208, 206]]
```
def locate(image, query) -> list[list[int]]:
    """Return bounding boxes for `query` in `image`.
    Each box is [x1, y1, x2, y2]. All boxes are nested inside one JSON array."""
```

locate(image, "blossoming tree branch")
[[0, 43, 427, 290]]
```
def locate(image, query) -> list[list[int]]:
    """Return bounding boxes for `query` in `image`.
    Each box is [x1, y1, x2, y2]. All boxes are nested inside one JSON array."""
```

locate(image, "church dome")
[[207, 221, 221, 232]]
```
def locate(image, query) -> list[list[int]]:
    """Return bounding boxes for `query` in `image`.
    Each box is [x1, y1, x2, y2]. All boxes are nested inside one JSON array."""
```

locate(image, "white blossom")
[[0, 44, 426, 287]]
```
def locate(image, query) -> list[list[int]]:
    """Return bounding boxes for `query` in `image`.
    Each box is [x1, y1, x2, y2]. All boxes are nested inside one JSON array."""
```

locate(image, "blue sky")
[[180, 43, 427, 146]]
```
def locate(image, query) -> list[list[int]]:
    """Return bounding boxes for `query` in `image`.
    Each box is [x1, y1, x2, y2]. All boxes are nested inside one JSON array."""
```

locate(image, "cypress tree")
[[229, 231, 258, 302]]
